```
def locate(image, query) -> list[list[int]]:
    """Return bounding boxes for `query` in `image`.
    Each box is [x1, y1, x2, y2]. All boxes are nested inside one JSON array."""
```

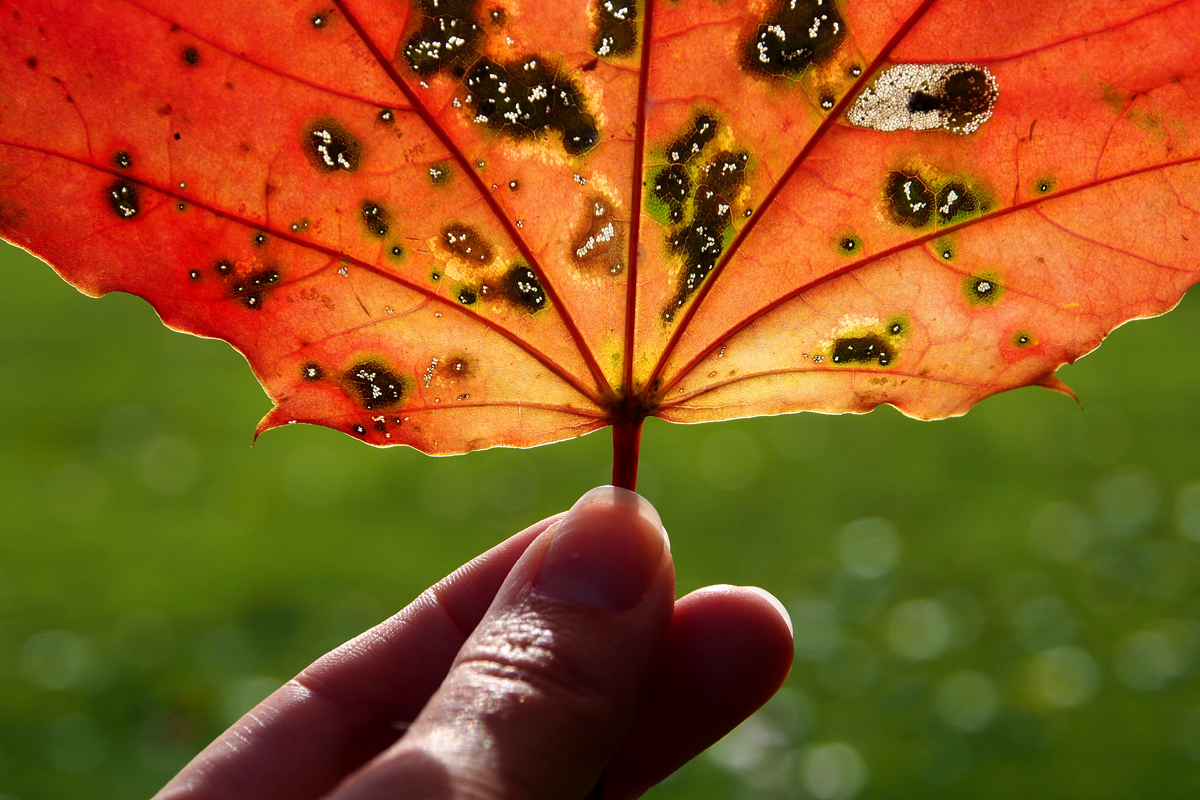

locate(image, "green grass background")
[[2, 236, 1199, 799]]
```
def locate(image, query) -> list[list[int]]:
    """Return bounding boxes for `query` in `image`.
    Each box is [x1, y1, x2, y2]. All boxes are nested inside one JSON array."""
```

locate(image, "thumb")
[[326, 486, 674, 800]]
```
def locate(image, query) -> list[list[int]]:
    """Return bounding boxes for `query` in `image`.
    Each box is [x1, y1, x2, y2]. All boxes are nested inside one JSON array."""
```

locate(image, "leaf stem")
[[611, 418, 644, 491]]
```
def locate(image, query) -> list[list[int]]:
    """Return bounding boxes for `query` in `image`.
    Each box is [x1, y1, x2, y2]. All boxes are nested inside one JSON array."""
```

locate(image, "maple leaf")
[[0, 0, 1197, 491]]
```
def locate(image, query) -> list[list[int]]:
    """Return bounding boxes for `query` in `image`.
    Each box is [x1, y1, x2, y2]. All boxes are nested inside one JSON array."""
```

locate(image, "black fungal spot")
[[182, 47, 200, 66], [906, 67, 996, 133], [177, 203, 186, 212], [504, 265, 547, 312], [966, 275, 1002, 304], [113, 150, 131, 170], [431, 270, 442, 281], [361, 200, 391, 237], [593, 0, 638, 59], [344, 360, 405, 409], [820, 95, 835, 110], [1013, 332, 1032, 347], [374, 419, 388, 433], [463, 56, 599, 156], [390, 245, 404, 258], [838, 235, 860, 253], [253, 232, 267, 246], [311, 9, 331, 28], [441, 222, 494, 264], [508, 180, 519, 191], [667, 113, 717, 165], [1035, 177, 1056, 194], [884, 171, 933, 228], [832, 334, 892, 367], [699, 150, 748, 194], [25, 56, 37, 69], [106, 180, 139, 219], [353, 423, 366, 436], [563, 116, 600, 154], [458, 288, 478, 305], [743, 0, 846, 78], [378, 108, 394, 123], [429, 163, 450, 184], [888, 322, 904, 335], [402, 0, 483, 77], [188, 269, 201, 281], [210, 259, 281, 310], [231, 268, 280, 310], [173, 132, 181, 140], [660, 149, 751, 319], [304, 119, 361, 173], [653, 164, 691, 223], [935, 180, 977, 224]]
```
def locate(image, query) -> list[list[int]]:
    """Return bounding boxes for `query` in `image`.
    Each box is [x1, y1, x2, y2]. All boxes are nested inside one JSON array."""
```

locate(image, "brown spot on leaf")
[[441, 222, 494, 264], [571, 194, 626, 275]]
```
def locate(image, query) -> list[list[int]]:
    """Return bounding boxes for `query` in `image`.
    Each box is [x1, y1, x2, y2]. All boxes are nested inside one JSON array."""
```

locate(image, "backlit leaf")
[[1, 0, 1197, 487]]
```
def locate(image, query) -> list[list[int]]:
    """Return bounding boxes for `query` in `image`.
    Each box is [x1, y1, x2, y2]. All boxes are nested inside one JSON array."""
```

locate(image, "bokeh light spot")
[[887, 599, 951, 660], [1032, 646, 1101, 707], [837, 518, 900, 578]]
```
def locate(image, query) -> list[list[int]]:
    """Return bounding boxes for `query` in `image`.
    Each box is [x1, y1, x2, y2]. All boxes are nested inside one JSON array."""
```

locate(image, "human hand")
[[155, 486, 794, 799]]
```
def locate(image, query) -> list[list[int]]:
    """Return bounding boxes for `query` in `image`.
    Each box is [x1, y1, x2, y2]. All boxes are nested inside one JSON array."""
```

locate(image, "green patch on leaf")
[[964, 272, 1003, 305]]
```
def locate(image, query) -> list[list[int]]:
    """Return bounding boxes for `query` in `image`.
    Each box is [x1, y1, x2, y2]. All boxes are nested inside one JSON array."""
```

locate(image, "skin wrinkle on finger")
[[294, 516, 564, 726], [327, 491, 675, 800]]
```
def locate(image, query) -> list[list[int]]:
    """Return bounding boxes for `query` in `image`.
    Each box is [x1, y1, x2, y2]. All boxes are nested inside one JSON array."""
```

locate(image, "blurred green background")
[[2, 236, 1200, 800]]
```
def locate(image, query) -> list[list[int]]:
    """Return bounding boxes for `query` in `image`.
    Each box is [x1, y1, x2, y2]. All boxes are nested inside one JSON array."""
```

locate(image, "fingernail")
[[533, 486, 668, 612], [744, 586, 793, 637]]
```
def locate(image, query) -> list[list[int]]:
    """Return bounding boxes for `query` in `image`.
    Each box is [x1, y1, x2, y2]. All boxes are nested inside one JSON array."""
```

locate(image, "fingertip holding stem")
[[742, 586, 793, 637], [533, 486, 670, 612]]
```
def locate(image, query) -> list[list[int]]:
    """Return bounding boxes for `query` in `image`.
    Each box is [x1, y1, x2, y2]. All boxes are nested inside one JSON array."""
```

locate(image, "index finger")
[[154, 513, 562, 800]]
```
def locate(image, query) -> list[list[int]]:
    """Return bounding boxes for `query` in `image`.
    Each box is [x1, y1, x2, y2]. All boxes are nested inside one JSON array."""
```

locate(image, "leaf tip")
[[1036, 373, 1081, 409]]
